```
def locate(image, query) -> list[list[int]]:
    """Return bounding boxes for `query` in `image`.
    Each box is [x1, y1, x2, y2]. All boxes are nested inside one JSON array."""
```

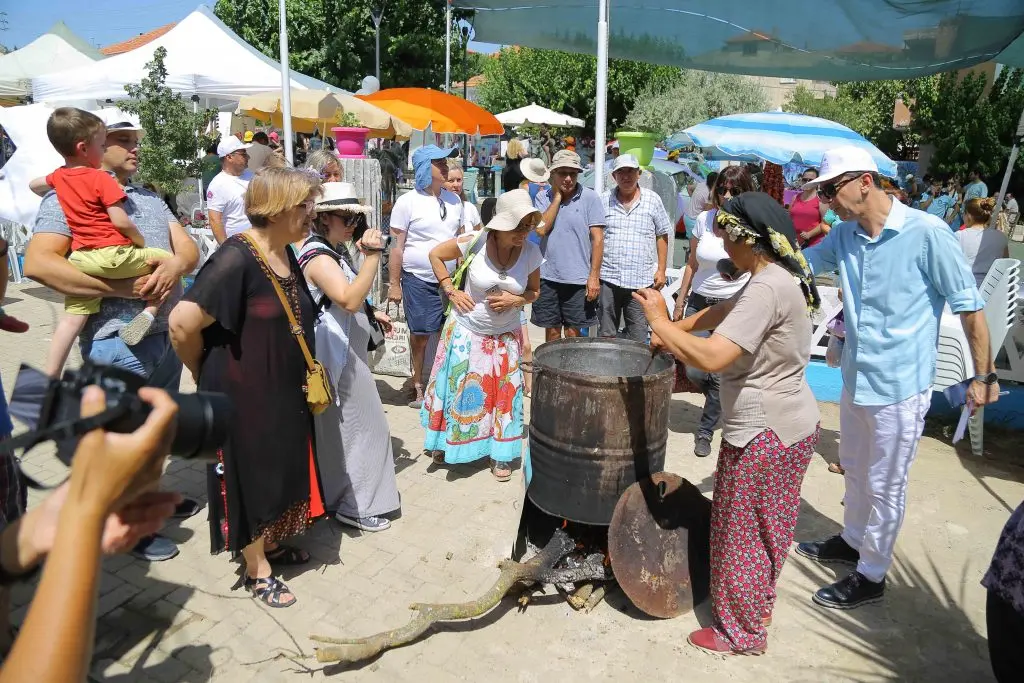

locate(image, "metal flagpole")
[[445, 0, 452, 93], [593, 0, 609, 195], [279, 0, 294, 165], [371, 2, 385, 83], [989, 107, 1024, 229]]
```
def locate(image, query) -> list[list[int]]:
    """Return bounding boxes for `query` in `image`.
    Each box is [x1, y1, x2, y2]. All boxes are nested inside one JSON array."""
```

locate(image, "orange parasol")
[[357, 88, 504, 136]]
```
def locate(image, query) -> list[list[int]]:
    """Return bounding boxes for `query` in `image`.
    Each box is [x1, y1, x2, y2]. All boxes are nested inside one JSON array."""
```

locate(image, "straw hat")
[[486, 189, 543, 232], [520, 157, 550, 183], [314, 182, 372, 214], [548, 149, 583, 172]]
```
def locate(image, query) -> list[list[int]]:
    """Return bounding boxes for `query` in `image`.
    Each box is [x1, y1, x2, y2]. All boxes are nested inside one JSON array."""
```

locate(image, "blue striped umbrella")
[[671, 111, 898, 178]]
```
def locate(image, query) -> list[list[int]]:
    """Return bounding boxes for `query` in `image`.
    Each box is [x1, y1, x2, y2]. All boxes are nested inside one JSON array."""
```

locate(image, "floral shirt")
[[983, 500, 1024, 615]]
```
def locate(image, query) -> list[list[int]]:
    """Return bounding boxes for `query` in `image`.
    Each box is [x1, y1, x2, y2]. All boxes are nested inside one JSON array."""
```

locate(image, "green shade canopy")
[[456, 1, 1024, 79]]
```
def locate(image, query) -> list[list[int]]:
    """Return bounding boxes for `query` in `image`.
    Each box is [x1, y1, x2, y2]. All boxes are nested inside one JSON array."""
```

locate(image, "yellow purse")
[[241, 234, 333, 415]]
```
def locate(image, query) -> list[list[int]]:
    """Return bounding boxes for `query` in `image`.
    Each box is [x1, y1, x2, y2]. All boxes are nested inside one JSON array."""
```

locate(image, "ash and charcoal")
[[513, 496, 616, 611]]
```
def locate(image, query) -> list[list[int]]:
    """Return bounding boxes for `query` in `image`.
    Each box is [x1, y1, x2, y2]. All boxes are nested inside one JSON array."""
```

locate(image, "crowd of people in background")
[[0, 111, 1019, 680]]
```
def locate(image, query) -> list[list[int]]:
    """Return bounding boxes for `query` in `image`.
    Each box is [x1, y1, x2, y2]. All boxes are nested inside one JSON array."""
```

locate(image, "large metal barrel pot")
[[527, 337, 674, 525]]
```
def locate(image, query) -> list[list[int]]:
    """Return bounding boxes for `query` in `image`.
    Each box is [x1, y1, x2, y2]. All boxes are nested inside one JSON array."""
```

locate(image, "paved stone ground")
[[2, 279, 1022, 682]]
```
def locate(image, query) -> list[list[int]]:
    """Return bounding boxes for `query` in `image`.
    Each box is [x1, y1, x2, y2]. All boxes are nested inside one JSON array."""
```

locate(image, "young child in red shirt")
[[31, 108, 172, 376]]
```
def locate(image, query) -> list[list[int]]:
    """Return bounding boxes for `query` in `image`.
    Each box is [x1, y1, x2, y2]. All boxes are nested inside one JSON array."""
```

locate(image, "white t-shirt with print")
[[206, 169, 255, 237], [454, 231, 544, 336], [690, 209, 749, 299], [390, 188, 465, 282]]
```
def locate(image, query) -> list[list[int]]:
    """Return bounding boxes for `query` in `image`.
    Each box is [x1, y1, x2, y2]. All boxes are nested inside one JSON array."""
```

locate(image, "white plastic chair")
[[933, 258, 1020, 456]]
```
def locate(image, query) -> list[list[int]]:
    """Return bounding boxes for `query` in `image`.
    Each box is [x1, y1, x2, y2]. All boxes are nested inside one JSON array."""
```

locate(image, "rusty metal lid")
[[607, 473, 712, 619]]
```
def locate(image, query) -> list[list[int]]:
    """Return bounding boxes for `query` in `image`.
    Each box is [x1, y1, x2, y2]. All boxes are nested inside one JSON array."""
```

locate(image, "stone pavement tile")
[[95, 583, 145, 618]]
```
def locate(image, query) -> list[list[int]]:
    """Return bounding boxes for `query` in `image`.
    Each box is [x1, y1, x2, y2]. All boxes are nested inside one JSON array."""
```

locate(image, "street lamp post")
[[461, 25, 470, 101], [371, 2, 386, 84]]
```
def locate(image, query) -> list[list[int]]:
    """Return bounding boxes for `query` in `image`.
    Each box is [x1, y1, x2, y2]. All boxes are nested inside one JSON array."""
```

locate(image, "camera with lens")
[[25, 361, 231, 465]]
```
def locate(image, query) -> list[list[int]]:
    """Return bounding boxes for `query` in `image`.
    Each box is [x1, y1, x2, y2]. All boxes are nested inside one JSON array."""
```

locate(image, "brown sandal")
[[490, 459, 512, 482], [827, 462, 845, 475], [431, 450, 446, 465]]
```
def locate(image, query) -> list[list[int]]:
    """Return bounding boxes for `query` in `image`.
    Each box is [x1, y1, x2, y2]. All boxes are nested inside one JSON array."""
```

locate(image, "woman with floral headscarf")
[[633, 192, 821, 655]]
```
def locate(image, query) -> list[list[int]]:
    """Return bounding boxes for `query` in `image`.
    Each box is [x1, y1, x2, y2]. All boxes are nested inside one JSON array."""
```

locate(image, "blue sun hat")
[[412, 144, 457, 191]]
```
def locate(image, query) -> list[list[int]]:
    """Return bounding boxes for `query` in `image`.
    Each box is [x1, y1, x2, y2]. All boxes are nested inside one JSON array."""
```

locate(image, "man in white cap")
[[206, 136, 254, 243], [25, 110, 202, 563], [599, 154, 670, 341], [795, 146, 999, 609], [532, 149, 605, 341]]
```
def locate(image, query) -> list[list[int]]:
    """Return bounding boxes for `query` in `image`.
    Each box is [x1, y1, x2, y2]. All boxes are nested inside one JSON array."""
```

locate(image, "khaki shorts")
[[65, 244, 173, 315]]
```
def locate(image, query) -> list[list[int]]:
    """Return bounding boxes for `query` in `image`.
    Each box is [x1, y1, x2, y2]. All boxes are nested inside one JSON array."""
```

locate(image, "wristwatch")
[[974, 372, 999, 385]]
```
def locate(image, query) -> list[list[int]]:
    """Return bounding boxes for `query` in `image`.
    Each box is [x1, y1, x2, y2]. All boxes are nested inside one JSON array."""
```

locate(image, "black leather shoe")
[[795, 535, 860, 566], [813, 572, 885, 610]]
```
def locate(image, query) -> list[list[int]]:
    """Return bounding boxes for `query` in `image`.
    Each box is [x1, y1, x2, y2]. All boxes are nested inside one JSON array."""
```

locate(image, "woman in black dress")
[[169, 167, 324, 608]]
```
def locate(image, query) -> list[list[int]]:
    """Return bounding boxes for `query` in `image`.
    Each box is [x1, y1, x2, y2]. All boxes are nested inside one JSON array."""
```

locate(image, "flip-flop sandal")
[[490, 459, 512, 482], [827, 463, 845, 475], [245, 576, 296, 608], [265, 544, 311, 566]]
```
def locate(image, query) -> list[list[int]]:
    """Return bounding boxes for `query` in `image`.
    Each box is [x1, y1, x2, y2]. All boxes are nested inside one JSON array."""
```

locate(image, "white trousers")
[[838, 388, 930, 583]]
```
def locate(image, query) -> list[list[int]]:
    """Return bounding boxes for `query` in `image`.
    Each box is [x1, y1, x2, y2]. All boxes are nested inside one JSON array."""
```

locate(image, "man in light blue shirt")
[[956, 168, 989, 227], [532, 150, 606, 341], [793, 147, 1000, 612], [919, 179, 955, 226]]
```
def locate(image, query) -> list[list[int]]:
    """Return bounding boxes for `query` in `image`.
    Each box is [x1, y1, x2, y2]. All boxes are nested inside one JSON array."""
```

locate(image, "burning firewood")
[[309, 529, 611, 664]]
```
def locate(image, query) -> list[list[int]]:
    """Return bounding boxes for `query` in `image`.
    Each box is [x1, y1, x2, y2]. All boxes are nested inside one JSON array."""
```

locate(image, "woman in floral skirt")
[[421, 189, 543, 482], [634, 192, 821, 654]]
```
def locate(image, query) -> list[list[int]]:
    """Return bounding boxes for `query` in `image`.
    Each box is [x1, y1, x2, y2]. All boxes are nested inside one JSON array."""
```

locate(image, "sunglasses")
[[716, 185, 739, 197], [816, 175, 859, 201]]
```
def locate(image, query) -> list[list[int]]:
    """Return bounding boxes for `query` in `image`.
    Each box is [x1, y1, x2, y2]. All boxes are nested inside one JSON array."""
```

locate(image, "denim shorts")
[[401, 270, 445, 335], [531, 279, 598, 329]]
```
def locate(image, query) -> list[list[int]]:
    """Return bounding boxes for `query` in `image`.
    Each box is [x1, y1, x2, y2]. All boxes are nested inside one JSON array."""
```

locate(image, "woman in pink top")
[[788, 167, 829, 248]]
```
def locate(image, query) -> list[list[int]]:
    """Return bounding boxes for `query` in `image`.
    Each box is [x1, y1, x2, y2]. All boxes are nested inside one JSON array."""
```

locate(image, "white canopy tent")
[[496, 103, 585, 128], [32, 5, 347, 108], [0, 22, 102, 99], [0, 104, 141, 229]]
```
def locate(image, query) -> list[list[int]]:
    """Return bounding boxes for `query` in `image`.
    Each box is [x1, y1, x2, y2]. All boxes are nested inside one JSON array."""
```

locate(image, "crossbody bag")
[[240, 233, 333, 415]]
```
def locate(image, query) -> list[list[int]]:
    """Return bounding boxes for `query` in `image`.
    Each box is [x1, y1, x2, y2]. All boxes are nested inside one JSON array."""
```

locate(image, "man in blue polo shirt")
[[532, 150, 605, 341], [795, 147, 1000, 610]]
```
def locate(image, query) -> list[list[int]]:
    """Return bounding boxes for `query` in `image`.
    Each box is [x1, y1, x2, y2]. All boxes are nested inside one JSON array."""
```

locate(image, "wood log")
[[309, 529, 608, 664]]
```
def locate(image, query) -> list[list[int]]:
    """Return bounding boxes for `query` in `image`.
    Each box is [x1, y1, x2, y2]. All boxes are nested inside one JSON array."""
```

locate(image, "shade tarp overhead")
[[674, 111, 899, 177], [0, 22, 103, 98], [358, 88, 504, 135], [497, 103, 585, 128], [32, 5, 346, 106], [456, 1, 1024, 79], [239, 90, 413, 139]]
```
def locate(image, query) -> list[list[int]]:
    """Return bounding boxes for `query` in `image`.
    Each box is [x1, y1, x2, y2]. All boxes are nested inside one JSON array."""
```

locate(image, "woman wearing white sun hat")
[[297, 182, 400, 532], [422, 189, 544, 482]]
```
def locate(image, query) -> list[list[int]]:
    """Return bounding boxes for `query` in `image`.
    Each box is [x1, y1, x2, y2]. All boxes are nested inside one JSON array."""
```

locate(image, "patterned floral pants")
[[710, 426, 820, 650]]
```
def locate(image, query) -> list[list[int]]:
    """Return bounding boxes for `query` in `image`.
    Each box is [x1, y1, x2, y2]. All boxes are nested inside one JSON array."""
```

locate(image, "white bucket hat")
[[314, 182, 372, 214], [486, 189, 543, 232], [520, 157, 550, 183]]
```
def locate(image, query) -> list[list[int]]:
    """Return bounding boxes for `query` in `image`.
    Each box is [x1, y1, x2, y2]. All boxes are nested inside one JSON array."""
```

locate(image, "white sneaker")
[[119, 311, 155, 346]]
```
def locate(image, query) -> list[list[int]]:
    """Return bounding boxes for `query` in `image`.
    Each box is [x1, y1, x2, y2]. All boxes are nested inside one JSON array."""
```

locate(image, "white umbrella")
[[496, 103, 585, 128]]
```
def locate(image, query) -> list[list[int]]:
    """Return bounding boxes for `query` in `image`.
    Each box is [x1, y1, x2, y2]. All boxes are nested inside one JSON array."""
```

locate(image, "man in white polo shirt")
[[207, 136, 254, 243]]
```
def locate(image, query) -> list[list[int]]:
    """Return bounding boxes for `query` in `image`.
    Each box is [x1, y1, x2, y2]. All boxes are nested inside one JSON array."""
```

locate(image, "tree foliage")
[[120, 47, 217, 195], [476, 47, 680, 131], [785, 69, 1024, 179], [213, 0, 478, 91], [915, 68, 1024, 178], [622, 71, 769, 139]]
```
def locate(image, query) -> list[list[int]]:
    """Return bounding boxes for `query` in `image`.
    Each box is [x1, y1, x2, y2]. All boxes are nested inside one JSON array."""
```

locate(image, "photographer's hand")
[[0, 387, 178, 683]]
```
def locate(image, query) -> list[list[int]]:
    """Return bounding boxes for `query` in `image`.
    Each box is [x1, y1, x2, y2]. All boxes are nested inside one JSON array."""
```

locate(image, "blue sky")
[[3, 1, 499, 55]]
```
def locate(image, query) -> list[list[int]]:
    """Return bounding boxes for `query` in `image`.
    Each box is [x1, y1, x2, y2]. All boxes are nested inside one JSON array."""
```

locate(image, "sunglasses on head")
[[816, 174, 859, 200]]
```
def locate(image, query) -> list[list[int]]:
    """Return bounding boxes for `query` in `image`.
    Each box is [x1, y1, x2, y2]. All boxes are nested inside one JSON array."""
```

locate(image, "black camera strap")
[[0, 404, 130, 490]]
